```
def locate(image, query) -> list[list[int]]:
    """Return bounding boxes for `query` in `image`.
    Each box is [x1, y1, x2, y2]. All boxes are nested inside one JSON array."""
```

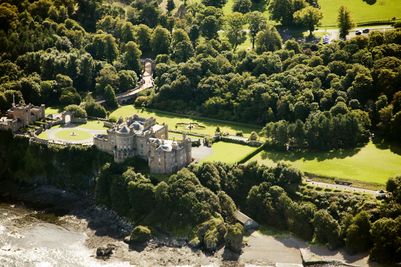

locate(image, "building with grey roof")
[[94, 114, 192, 174]]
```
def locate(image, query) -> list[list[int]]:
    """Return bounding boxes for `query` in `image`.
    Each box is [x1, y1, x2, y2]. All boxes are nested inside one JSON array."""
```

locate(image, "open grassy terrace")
[[37, 121, 107, 143], [249, 141, 401, 185], [54, 128, 92, 141], [110, 105, 261, 138], [201, 141, 258, 164], [77, 120, 108, 131]]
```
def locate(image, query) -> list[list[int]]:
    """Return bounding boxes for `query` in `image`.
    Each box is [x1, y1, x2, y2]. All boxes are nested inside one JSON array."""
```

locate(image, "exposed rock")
[[123, 235, 131, 244], [96, 244, 116, 260]]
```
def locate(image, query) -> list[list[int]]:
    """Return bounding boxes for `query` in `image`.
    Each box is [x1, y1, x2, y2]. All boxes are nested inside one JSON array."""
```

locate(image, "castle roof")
[[149, 138, 182, 152], [118, 125, 130, 134]]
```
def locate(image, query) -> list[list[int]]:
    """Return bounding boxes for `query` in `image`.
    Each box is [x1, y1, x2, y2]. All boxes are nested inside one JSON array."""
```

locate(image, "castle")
[[0, 103, 45, 132], [94, 114, 192, 174]]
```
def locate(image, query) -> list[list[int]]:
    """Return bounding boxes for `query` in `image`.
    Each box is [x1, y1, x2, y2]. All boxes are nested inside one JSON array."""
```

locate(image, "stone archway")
[[61, 111, 74, 125], [64, 114, 71, 124]]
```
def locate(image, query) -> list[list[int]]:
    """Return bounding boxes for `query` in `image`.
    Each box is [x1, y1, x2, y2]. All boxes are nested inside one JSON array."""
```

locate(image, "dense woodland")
[[95, 159, 401, 262], [1, 0, 401, 150], [1, 0, 401, 263], [1, 131, 400, 262]]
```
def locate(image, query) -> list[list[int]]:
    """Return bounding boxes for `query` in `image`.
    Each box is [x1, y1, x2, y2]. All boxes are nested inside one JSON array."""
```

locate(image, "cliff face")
[[0, 131, 111, 193]]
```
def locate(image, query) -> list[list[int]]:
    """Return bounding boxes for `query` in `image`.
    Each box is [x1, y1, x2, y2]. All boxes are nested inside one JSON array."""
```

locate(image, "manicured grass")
[[249, 141, 401, 184], [37, 131, 48, 140], [202, 142, 258, 163], [38, 121, 106, 141], [222, 0, 401, 27], [77, 120, 107, 130], [109, 105, 261, 138], [55, 129, 92, 141], [45, 106, 62, 115], [319, 0, 401, 27], [168, 132, 202, 141]]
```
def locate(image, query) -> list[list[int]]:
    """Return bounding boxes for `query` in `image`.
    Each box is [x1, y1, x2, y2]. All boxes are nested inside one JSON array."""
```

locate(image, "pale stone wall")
[[0, 104, 46, 133], [93, 115, 192, 173]]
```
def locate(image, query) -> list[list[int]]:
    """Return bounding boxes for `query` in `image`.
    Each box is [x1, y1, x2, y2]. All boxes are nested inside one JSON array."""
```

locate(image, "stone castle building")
[[94, 114, 192, 174], [0, 103, 45, 132]]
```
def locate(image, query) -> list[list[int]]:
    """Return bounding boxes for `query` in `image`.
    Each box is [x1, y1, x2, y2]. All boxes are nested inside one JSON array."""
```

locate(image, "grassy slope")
[[109, 105, 261, 137], [249, 141, 401, 184], [201, 142, 258, 163], [319, 0, 401, 27]]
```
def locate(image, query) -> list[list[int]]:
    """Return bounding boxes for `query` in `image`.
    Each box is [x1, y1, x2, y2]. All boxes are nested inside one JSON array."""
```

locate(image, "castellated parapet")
[[0, 103, 45, 132], [94, 114, 192, 174]]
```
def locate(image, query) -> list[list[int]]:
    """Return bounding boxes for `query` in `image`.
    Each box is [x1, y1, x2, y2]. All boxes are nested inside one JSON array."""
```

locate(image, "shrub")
[[64, 104, 87, 118], [345, 211, 372, 254], [248, 131, 259, 141], [224, 223, 243, 253], [191, 217, 227, 252], [130, 225, 152, 243], [84, 101, 107, 118]]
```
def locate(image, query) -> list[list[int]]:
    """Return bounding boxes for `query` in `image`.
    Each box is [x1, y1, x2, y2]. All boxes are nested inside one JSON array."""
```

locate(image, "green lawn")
[[37, 131, 49, 140], [168, 132, 202, 141], [77, 120, 107, 130], [319, 0, 401, 27], [45, 106, 62, 115], [110, 105, 261, 138], [37, 121, 106, 141], [55, 129, 92, 141], [221, 0, 401, 29], [250, 141, 401, 184], [202, 142, 258, 163]]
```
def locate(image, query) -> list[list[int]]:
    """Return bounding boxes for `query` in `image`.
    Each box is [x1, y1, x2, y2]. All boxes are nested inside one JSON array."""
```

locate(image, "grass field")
[[45, 107, 62, 115], [37, 121, 106, 141], [37, 131, 49, 140], [319, 0, 401, 27], [249, 141, 401, 184], [168, 132, 202, 141], [110, 105, 261, 138], [54, 129, 92, 141], [201, 142, 258, 163], [77, 120, 107, 130]]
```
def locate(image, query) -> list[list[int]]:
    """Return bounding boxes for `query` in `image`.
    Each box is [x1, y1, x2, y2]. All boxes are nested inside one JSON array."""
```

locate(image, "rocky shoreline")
[[0, 180, 378, 267], [0, 181, 228, 266]]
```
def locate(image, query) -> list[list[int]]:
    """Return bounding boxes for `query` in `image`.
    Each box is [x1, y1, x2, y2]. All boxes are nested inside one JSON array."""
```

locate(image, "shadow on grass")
[[372, 136, 401, 156], [277, 26, 305, 42], [134, 107, 260, 136], [259, 146, 361, 163]]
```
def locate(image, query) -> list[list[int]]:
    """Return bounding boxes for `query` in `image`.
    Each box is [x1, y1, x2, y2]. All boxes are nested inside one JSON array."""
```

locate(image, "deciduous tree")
[[338, 6, 354, 39], [294, 6, 322, 36], [225, 13, 247, 51]]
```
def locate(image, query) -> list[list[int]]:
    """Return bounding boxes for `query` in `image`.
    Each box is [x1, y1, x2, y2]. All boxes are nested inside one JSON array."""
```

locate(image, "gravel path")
[[305, 179, 378, 196]]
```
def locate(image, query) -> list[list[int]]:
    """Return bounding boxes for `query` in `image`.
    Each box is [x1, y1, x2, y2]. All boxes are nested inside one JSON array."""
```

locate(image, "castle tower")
[[184, 137, 192, 164]]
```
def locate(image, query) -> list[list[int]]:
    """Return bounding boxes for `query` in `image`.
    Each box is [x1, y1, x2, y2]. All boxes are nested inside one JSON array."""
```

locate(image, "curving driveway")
[[46, 126, 106, 145]]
